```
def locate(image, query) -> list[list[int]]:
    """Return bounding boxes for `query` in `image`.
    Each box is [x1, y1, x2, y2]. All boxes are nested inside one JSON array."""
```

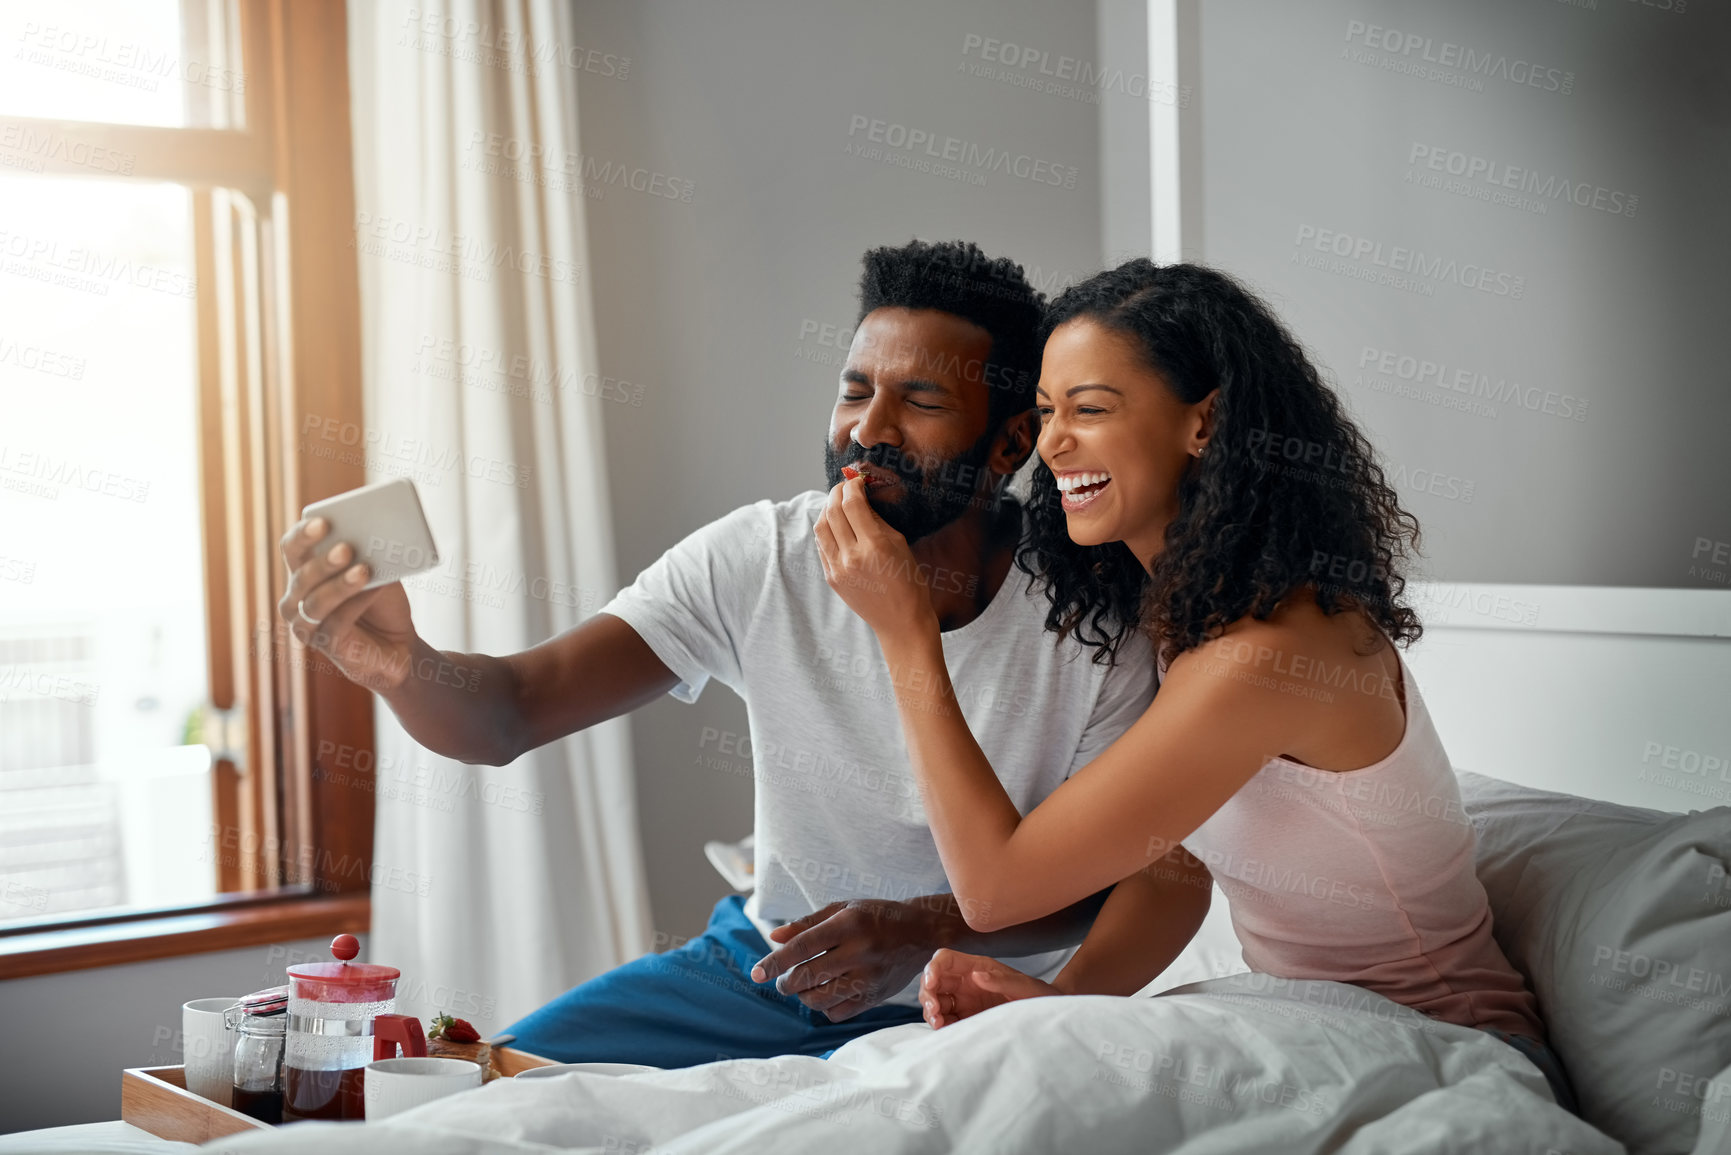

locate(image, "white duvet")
[[194, 973, 1653, 1155]]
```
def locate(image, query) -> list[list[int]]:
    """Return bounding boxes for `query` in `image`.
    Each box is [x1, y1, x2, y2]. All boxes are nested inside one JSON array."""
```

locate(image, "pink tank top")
[[1164, 645, 1546, 1040]]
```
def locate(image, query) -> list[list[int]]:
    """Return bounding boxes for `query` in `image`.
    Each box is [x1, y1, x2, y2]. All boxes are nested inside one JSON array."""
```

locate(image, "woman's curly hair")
[[1014, 260, 1424, 664]]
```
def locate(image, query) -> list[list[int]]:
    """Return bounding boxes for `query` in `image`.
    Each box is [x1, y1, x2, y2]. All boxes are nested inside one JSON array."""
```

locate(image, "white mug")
[[364, 1057, 482, 1120], [181, 998, 239, 1107]]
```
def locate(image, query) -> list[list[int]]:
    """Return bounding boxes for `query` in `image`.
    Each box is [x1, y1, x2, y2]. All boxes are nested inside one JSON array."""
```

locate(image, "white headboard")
[[1403, 583, 1731, 814]]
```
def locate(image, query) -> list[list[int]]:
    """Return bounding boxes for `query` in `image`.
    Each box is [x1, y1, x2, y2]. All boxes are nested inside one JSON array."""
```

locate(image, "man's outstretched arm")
[[391, 613, 688, 765], [380, 613, 681, 766], [281, 515, 681, 767]]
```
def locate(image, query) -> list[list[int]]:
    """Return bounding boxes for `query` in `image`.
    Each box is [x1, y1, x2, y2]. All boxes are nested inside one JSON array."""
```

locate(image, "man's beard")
[[822, 430, 1001, 544]]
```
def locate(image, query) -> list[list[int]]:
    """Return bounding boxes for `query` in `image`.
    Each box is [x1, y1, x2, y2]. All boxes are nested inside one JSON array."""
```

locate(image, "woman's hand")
[[919, 948, 1062, 1029], [814, 472, 937, 639]]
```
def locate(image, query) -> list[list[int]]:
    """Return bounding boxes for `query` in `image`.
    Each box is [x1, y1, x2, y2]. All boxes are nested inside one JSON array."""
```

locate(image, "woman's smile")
[[1054, 470, 1113, 514]]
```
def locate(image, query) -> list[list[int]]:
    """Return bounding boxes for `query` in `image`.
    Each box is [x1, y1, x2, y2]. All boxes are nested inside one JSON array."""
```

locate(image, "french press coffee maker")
[[282, 933, 425, 1122]]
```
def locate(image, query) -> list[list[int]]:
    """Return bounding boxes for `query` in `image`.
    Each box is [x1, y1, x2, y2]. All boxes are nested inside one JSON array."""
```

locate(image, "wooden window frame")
[[0, 0, 376, 980]]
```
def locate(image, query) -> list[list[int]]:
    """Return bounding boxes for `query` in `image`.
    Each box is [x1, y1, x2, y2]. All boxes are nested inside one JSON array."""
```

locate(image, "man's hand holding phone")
[[278, 514, 420, 694]]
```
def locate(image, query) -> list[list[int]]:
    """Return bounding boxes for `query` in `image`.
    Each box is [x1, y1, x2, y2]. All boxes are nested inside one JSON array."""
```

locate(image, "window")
[[0, 0, 372, 977]]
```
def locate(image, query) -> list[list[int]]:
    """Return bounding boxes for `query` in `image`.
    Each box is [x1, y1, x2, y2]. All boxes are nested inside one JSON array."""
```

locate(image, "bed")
[[133, 769, 1725, 1155], [4, 587, 1726, 1155]]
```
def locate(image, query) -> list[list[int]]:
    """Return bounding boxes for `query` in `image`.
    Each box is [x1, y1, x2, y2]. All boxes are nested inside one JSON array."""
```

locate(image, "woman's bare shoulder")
[[1180, 592, 1379, 662], [1160, 593, 1398, 740]]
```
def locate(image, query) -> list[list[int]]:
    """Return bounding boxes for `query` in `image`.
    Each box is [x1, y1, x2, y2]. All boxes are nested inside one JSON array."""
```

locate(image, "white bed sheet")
[[183, 973, 1642, 1155], [0, 1122, 195, 1154]]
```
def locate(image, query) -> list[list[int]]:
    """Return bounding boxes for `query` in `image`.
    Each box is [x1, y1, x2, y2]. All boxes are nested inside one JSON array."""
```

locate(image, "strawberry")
[[430, 1013, 481, 1044]]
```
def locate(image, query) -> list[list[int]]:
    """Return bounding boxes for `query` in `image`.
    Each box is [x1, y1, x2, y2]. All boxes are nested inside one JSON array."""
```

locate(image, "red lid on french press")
[[285, 933, 401, 1002]]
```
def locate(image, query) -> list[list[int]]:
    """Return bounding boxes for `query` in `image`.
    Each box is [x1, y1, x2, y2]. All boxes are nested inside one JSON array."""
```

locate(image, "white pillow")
[[1458, 770, 1731, 1154]]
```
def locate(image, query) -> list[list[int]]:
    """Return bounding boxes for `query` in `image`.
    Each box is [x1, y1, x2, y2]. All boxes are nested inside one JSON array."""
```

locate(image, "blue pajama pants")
[[503, 895, 926, 1068]]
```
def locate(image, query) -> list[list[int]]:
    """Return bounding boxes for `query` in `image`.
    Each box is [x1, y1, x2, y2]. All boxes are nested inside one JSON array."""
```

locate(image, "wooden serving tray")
[[121, 1047, 557, 1144]]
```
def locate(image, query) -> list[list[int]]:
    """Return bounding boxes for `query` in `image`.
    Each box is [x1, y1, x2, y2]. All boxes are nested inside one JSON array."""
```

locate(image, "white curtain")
[[346, 0, 653, 1028]]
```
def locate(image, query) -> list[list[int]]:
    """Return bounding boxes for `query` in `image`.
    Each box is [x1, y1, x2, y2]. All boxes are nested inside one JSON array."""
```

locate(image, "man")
[[277, 238, 1161, 1067]]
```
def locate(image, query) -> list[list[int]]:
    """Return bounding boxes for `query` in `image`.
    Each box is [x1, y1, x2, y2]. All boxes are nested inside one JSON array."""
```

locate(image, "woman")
[[813, 259, 1579, 1115]]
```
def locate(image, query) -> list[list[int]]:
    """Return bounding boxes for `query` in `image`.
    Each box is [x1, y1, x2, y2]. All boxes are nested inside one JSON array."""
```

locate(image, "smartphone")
[[300, 477, 440, 591]]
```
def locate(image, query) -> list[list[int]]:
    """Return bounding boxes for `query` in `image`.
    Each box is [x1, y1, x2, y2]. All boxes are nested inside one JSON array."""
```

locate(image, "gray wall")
[[0, 934, 367, 1133], [573, 0, 1104, 940], [1190, 0, 1731, 587]]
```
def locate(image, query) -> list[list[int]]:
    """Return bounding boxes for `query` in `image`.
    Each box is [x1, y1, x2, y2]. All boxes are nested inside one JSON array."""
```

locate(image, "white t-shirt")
[[598, 490, 1157, 1005]]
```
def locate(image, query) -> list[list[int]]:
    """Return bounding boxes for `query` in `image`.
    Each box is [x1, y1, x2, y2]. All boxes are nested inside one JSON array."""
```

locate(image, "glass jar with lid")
[[225, 985, 288, 1124]]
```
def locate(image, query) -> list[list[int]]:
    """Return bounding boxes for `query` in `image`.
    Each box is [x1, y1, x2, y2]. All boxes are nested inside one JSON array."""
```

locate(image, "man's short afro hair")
[[855, 238, 1045, 429]]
